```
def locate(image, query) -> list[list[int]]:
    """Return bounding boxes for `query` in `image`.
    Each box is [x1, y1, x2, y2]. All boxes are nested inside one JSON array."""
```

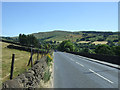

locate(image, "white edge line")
[[78, 56, 119, 69], [89, 69, 114, 84]]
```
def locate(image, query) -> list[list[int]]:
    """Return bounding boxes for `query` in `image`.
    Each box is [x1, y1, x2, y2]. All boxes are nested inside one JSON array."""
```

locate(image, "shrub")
[[43, 69, 51, 83], [112, 46, 120, 56], [95, 44, 114, 55], [46, 54, 52, 66], [58, 40, 75, 52]]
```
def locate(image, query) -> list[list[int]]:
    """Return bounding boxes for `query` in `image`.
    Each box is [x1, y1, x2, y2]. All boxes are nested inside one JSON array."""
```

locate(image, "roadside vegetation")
[[43, 53, 53, 83], [57, 40, 120, 56]]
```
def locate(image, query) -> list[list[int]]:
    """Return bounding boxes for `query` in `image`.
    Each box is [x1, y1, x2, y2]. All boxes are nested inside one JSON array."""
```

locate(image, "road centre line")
[[70, 59, 74, 61], [76, 62, 79, 64], [61, 53, 85, 67], [60, 52, 115, 84], [76, 62, 84, 67], [89, 69, 114, 84], [79, 63, 84, 67], [61, 53, 75, 62]]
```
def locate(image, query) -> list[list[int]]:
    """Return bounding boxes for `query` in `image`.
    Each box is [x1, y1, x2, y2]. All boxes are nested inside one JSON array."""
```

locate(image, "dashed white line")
[[60, 53, 85, 67], [89, 69, 114, 84], [76, 62, 84, 67], [79, 63, 84, 67], [76, 62, 79, 64], [58, 52, 114, 84], [70, 59, 74, 61]]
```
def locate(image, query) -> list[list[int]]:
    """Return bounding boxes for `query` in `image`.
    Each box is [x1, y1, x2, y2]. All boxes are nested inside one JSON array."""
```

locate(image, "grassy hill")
[[32, 30, 119, 43], [2, 30, 119, 44], [32, 30, 82, 41]]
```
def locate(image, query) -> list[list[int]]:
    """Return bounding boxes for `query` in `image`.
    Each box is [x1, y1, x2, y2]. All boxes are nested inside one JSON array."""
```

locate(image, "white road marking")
[[76, 62, 84, 67], [89, 69, 114, 84], [70, 59, 74, 61], [79, 63, 84, 67], [76, 62, 79, 64], [61, 53, 85, 67]]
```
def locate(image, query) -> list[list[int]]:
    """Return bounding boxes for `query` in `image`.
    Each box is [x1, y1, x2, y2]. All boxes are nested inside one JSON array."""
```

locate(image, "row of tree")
[[19, 34, 38, 47], [57, 40, 120, 56], [19, 34, 53, 50]]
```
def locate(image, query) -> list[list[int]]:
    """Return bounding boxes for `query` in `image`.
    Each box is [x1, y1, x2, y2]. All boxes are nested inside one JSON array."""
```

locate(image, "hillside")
[[32, 30, 119, 43], [32, 30, 82, 41], [2, 30, 119, 44]]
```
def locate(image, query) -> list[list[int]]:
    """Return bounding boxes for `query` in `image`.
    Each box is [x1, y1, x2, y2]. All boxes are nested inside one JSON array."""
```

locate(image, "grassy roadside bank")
[[39, 53, 54, 88]]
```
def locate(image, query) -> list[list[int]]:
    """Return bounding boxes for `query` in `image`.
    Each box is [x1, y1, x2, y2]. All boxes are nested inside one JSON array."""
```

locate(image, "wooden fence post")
[[10, 54, 15, 80], [27, 52, 33, 67], [27, 47, 33, 67], [37, 50, 39, 60], [31, 51, 33, 67]]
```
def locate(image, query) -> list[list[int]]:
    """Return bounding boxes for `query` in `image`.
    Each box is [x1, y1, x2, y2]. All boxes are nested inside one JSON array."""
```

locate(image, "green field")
[[1, 42, 43, 82]]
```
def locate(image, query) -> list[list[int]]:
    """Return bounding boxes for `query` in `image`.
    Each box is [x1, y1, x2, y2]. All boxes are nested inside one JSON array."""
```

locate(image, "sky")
[[2, 2, 118, 37]]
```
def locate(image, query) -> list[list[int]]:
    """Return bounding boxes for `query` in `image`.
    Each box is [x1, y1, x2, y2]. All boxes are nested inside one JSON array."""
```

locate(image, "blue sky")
[[2, 2, 118, 37]]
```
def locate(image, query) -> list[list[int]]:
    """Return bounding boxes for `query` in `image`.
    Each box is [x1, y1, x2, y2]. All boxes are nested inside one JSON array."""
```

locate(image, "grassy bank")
[[1, 42, 43, 82], [40, 53, 54, 88]]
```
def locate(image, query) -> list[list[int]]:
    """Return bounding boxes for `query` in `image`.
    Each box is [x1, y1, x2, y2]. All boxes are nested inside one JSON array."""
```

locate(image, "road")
[[53, 51, 119, 88]]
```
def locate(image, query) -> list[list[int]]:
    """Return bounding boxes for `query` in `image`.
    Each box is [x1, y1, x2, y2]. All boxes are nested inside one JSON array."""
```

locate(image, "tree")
[[76, 39, 79, 42], [95, 44, 114, 55], [97, 38, 104, 41], [19, 34, 27, 45], [27, 34, 38, 47], [82, 48, 90, 53], [112, 46, 120, 56], [45, 43, 51, 50], [54, 41, 56, 44], [19, 34, 38, 47], [107, 40, 114, 46], [58, 40, 75, 52]]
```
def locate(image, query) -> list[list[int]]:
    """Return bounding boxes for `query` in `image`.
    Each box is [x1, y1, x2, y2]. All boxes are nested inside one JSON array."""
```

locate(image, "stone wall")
[[7, 44, 49, 54], [2, 56, 49, 89], [67, 51, 120, 65]]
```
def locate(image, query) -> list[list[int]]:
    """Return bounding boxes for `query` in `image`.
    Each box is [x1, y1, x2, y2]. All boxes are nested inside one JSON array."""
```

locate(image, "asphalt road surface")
[[53, 51, 119, 88]]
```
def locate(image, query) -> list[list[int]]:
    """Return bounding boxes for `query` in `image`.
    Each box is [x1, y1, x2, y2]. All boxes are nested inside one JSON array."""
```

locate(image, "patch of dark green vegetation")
[[46, 55, 52, 67], [57, 40, 120, 56], [43, 54, 53, 83], [43, 69, 51, 83]]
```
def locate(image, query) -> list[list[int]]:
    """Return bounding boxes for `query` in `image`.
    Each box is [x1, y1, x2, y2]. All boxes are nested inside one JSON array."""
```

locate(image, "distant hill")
[[2, 30, 119, 43], [33, 30, 82, 41], [32, 30, 119, 42]]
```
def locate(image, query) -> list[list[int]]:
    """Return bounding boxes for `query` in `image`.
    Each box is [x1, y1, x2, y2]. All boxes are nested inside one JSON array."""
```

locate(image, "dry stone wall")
[[2, 56, 48, 89]]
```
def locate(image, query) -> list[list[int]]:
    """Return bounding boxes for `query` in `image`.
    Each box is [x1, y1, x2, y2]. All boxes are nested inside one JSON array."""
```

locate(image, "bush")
[[112, 46, 120, 56], [43, 69, 51, 83], [46, 54, 52, 66], [58, 40, 75, 52], [95, 44, 114, 55]]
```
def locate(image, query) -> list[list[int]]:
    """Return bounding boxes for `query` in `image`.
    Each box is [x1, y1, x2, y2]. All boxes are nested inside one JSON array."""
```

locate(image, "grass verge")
[[43, 69, 51, 83], [43, 53, 53, 83]]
